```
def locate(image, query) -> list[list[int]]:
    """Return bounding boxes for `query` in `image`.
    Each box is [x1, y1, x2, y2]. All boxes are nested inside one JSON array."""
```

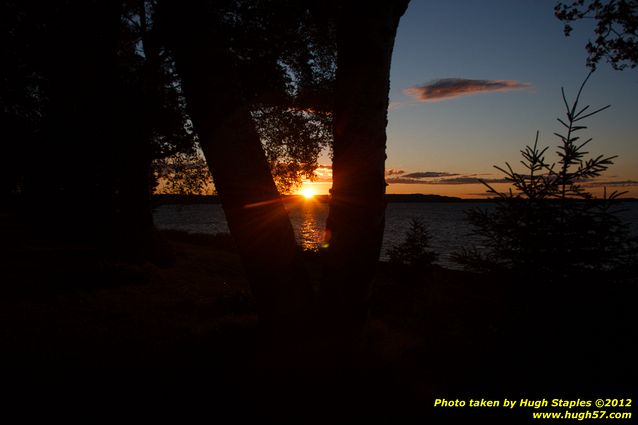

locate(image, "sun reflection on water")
[[287, 198, 328, 251]]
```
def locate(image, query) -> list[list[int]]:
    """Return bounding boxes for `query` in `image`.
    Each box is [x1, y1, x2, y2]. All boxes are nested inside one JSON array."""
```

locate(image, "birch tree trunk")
[[158, 2, 314, 340], [319, 0, 410, 348]]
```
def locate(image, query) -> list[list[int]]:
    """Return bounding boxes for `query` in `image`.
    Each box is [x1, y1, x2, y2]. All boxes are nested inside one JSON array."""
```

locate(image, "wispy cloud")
[[434, 177, 509, 185], [387, 171, 508, 185], [404, 78, 531, 102], [385, 168, 405, 176], [582, 180, 638, 188], [402, 171, 458, 179], [310, 164, 333, 182]]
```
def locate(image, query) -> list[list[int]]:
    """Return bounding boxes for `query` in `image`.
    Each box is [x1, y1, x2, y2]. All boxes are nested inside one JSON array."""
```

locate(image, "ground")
[[1, 220, 636, 420]]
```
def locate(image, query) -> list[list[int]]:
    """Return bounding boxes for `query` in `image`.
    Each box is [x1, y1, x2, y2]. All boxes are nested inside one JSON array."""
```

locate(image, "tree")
[[156, 0, 332, 340], [17, 0, 123, 246], [454, 74, 637, 279], [157, 0, 409, 354], [3, 0, 410, 361], [152, 152, 213, 195], [0, 0, 199, 261], [0, 1, 43, 204], [555, 0, 638, 70], [2, 0, 329, 263], [317, 1, 410, 350], [387, 218, 438, 270], [253, 105, 332, 194]]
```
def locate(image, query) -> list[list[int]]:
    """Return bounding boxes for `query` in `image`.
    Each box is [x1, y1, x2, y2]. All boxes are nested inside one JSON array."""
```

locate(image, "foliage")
[[152, 151, 213, 195], [555, 0, 638, 70], [221, 0, 336, 193], [151, 0, 336, 194], [386, 219, 438, 269], [0, 1, 47, 197], [453, 74, 638, 278], [253, 106, 332, 193], [120, 0, 199, 159], [1, 0, 335, 199]]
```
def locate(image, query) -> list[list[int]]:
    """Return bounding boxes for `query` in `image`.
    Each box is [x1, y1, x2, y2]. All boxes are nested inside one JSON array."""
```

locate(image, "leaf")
[[573, 104, 611, 122]]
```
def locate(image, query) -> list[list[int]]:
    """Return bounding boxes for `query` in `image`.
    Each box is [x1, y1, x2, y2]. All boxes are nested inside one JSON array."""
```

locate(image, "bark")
[[158, 1, 314, 339], [319, 1, 410, 346], [112, 0, 167, 265]]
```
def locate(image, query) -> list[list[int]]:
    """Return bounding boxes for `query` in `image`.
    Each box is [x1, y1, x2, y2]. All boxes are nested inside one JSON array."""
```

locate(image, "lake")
[[154, 201, 638, 269]]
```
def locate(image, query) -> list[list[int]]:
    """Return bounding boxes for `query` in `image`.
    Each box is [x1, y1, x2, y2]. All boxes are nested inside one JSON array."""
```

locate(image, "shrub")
[[387, 218, 438, 269], [453, 74, 638, 280]]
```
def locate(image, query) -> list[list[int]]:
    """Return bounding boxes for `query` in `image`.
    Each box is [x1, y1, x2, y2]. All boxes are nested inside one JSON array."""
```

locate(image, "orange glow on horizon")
[[296, 181, 331, 197], [301, 187, 316, 199]]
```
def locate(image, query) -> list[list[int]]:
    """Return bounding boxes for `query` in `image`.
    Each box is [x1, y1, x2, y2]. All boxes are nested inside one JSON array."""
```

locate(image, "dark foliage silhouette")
[[387, 218, 438, 269], [556, 0, 638, 70], [1, 0, 335, 255], [2, 0, 413, 372], [454, 74, 638, 280], [156, 0, 410, 353]]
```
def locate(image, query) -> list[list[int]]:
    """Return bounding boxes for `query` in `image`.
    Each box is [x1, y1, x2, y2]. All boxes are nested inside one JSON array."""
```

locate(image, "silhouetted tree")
[[555, 0, 638, 70], [318, 0, 409, 349], [253, 105, 332, 194], [157, 0, 409, 352], [153, 153, 212, 195], [3, 0, 410, 359], [387, 218, 438, 269], [454, 74, 638, 280], [17, 1, 122, 245], [0, 1, 43, 203], [156, 0, 333, 338], [113, 0, 201, 262], [0, 0, 194, 261]]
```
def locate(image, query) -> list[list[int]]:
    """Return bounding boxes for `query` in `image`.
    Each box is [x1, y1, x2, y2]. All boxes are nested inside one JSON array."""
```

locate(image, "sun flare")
[[301, 187, 316, 199]]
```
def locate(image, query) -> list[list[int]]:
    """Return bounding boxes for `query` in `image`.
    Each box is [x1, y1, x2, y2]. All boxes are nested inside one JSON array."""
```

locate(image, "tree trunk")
[[158, 1, 314, 341], [319, 0, 410, 348]]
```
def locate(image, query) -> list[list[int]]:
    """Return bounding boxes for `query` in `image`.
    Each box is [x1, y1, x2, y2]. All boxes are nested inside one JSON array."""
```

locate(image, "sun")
[[300, 187, 316, 199]]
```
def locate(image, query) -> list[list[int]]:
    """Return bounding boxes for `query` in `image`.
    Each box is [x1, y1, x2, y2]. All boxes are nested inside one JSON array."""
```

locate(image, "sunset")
[[2, 0, 636, 420], [300, 186, 317, 199], [283, 1, 638, 200]]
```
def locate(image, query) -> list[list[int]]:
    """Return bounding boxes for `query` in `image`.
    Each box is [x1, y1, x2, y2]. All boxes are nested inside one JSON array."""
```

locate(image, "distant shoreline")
[[152, 193, 638, 205], [153, 193, 473, 205]]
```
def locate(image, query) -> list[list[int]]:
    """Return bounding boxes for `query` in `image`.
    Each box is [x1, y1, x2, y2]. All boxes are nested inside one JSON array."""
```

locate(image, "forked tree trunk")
[[319, 0, 409, 346], [158, 2, 314, 339], [159, 0, 409, 360]]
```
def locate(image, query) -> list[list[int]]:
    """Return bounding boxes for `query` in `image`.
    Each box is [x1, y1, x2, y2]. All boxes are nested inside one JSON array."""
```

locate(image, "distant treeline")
[[152, 193, 467, 205], [152, 193, 469, 205], [152, 193, 638, 205]]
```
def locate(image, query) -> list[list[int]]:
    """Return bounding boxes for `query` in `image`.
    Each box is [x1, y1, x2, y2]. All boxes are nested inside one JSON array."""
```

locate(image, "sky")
[[302, 0, 638, 198]]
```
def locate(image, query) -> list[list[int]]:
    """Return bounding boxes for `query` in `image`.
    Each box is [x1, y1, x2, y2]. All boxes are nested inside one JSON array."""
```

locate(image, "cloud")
[[402, 171, 459, 179], [435, 177, 509, 185], [385, 177, 430, 184], [385, 173, 638, 188], [582, 180, 638, 188], [404, 78, 531, 102], [386, 174, 509, 185], [308, 164, 333, 182], [385, 168, 405, 176]]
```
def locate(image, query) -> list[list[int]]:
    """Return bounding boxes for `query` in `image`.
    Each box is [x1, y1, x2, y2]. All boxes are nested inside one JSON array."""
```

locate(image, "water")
[[154, 201, 638, 269]]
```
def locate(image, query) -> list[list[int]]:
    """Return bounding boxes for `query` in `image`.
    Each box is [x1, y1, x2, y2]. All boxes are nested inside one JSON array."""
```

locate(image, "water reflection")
[[286, 199, 328, 252], [153, 201, 638, 269]]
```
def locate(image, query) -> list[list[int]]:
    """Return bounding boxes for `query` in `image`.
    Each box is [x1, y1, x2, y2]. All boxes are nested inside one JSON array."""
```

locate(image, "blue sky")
[[376, 0, 638, 197]]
